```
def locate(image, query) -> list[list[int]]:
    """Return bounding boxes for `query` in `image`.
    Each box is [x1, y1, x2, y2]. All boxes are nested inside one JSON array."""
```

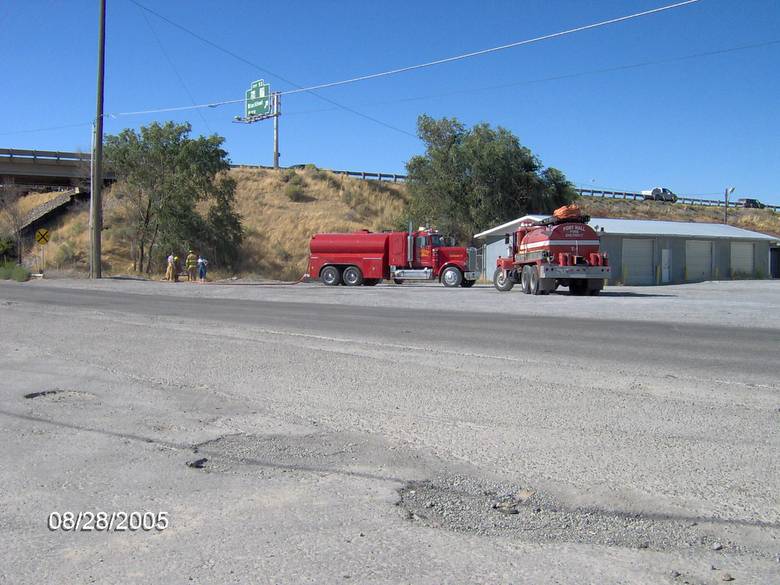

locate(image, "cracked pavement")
[[1, 279, 778, 584]]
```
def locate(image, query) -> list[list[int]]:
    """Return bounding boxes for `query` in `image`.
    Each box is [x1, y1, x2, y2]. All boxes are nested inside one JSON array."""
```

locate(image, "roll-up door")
[[622, 238, 654, 284], [685, 240, 712, 281], [730, 242, 754, 277]]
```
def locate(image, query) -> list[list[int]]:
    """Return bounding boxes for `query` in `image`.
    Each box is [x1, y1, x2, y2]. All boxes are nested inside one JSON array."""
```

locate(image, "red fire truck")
[[493, 213, 610, 295], [307, 227, 480, 287]]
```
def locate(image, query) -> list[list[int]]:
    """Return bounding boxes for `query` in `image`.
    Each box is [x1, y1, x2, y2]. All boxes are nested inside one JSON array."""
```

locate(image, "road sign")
[[246, 80, 271, 117], [35, 228, 50, 245]]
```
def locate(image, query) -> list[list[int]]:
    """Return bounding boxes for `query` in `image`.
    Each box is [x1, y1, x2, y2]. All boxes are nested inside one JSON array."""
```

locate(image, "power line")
[[0, 121, 93, 137], [126, 0, 416, 138], [136, 4, 213, 133], [4, 36, 777, 138], [280, 39, 780, 117], [111, 0, 701, 121], [280, 0, 702, 96]]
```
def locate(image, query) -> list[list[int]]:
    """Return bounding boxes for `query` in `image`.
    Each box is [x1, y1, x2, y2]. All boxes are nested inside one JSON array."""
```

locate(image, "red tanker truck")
[[307, 227, 480, 287], [493, 208, 610, 296]]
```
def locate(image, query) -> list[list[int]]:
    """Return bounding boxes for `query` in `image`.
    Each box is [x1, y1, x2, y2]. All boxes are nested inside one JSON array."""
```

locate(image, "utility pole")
[[90, 0, 106, 278], [723, 187, 735, 224], [273, 92, 281, 169]]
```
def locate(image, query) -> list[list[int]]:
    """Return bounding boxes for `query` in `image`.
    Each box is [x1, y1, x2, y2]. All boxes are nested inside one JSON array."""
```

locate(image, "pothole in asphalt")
[[398, 475, 762, 556], [191, 431, 436, 479]]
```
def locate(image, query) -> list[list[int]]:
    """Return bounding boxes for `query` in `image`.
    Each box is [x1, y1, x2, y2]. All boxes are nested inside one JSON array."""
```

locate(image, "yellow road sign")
[[35, 228, 50, 245]]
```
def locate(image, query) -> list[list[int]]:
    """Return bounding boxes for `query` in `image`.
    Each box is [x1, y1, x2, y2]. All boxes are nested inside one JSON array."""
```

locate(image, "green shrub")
[[284, 183, 306, 202], [281, 169, 297, 183], [0, 261, 29, 282], [11, 264, 30, 282]]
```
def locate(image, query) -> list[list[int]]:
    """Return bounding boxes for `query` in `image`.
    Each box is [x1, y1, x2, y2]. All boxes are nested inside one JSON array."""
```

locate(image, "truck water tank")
[[310, 232, 390, 255]]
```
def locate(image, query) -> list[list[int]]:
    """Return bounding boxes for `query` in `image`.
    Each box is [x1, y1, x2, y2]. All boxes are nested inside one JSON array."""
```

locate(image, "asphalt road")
[[1, 280, 778, 584]]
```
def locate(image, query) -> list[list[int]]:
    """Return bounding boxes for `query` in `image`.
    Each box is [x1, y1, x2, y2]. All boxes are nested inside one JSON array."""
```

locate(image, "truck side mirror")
[[504, 234, 510, 245]]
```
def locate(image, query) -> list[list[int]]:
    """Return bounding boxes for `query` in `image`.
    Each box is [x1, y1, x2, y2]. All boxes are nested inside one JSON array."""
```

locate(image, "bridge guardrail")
[[0, 148, 91, 162], [576, 188, 779, 212]]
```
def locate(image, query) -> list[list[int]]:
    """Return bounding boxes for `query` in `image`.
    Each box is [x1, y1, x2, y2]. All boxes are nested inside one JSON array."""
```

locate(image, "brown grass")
[[15, 167, 408, 278], [16, 190, 66, 216], [231, 167, 407, 279]]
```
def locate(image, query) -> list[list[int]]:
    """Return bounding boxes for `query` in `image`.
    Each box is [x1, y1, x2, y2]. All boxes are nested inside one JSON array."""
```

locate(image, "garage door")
[[685, 240, 712, 281], [730, 242, 754, 277], [622, 238, 654, 284]]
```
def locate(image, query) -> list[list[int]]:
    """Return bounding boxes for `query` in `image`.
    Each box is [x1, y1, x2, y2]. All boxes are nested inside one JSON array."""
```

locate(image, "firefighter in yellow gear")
[[185, 250, 198, 282]]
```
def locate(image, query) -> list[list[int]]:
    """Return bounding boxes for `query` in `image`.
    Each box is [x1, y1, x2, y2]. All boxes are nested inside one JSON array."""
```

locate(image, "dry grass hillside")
[[232, 166, 407, 279], [578, 197, 780, 238], [8, 167, 408, 278]]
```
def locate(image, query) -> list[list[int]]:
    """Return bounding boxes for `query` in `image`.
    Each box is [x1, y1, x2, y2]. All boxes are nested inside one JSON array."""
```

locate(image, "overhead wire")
[[0, 121, 94, 137], [136, 4, 214, 133], [2, 0, 727, 137], [126, 0, 417, 138], [5, 36, 776, 138], [110, 0, 702, 121], [280, 0, 702, 96], [280, 39, 780, 117]]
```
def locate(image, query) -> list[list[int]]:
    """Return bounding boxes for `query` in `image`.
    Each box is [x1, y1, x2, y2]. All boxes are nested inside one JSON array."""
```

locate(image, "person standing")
[[185, 250, 198, 282], [197, 256, 208, 283], [173, 256, 180, 283], [164, 253, 174, 281]]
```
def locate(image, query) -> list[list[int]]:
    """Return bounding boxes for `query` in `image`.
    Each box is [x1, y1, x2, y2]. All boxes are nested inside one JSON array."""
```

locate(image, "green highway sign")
[[245, 79, 271, 117]]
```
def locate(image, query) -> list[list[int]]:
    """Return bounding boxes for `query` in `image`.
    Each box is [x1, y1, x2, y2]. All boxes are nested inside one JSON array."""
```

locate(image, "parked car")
[[738, 198, 766, 209], [641, 187, 678, 203]]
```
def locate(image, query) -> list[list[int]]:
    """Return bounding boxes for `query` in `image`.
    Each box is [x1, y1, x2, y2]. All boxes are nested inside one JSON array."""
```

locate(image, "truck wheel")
[[493, 268, 514, 292], [570, 281, 586, 296], [343, 266, 364, 286], [441, 267, 463, 288], [363, 279, 380, 286], [588, 288, 601, 296], [520, 266, 532, 294], [529, 266, 541, 295], [393, 278, 404, 285], [320, 266, 341, 286], [461, 279, 476, 288]]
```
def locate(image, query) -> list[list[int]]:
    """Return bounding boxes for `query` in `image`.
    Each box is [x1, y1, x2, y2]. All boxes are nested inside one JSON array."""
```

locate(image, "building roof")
[[475, 215, 779, 242]]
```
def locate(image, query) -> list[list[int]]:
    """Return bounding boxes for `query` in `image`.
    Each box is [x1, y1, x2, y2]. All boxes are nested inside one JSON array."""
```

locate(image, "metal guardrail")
[[231, 163, 407, 182], [0, 148, 91, 162], [576, 188, 779, 212]]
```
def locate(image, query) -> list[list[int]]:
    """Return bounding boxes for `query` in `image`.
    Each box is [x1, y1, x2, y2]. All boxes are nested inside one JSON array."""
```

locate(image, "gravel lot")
[[0, 278, 778, 584]]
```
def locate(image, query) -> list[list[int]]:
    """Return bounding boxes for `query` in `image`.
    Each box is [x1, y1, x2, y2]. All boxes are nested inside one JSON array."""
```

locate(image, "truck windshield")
[[429, 234, 445, 247]]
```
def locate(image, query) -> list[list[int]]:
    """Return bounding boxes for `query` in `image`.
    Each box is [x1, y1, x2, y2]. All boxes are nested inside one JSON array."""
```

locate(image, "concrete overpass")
[[0, 148, 114, 191]]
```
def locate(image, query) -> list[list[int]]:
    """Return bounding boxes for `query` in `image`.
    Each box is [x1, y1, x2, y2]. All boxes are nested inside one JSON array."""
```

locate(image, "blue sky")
[[2, 0, 779, 203]]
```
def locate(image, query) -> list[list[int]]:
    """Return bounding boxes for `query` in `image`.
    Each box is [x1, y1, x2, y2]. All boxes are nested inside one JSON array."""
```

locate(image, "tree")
[[104, 121, 243, 273], [405, 115, 577, 242]]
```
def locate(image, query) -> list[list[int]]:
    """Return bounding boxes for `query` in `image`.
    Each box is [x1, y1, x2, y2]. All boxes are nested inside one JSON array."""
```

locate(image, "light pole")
[[724, 187, 735, 224]]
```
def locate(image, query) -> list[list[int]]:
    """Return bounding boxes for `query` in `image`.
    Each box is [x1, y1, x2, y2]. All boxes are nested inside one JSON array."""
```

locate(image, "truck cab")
[[400, 228, 479, 287]]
